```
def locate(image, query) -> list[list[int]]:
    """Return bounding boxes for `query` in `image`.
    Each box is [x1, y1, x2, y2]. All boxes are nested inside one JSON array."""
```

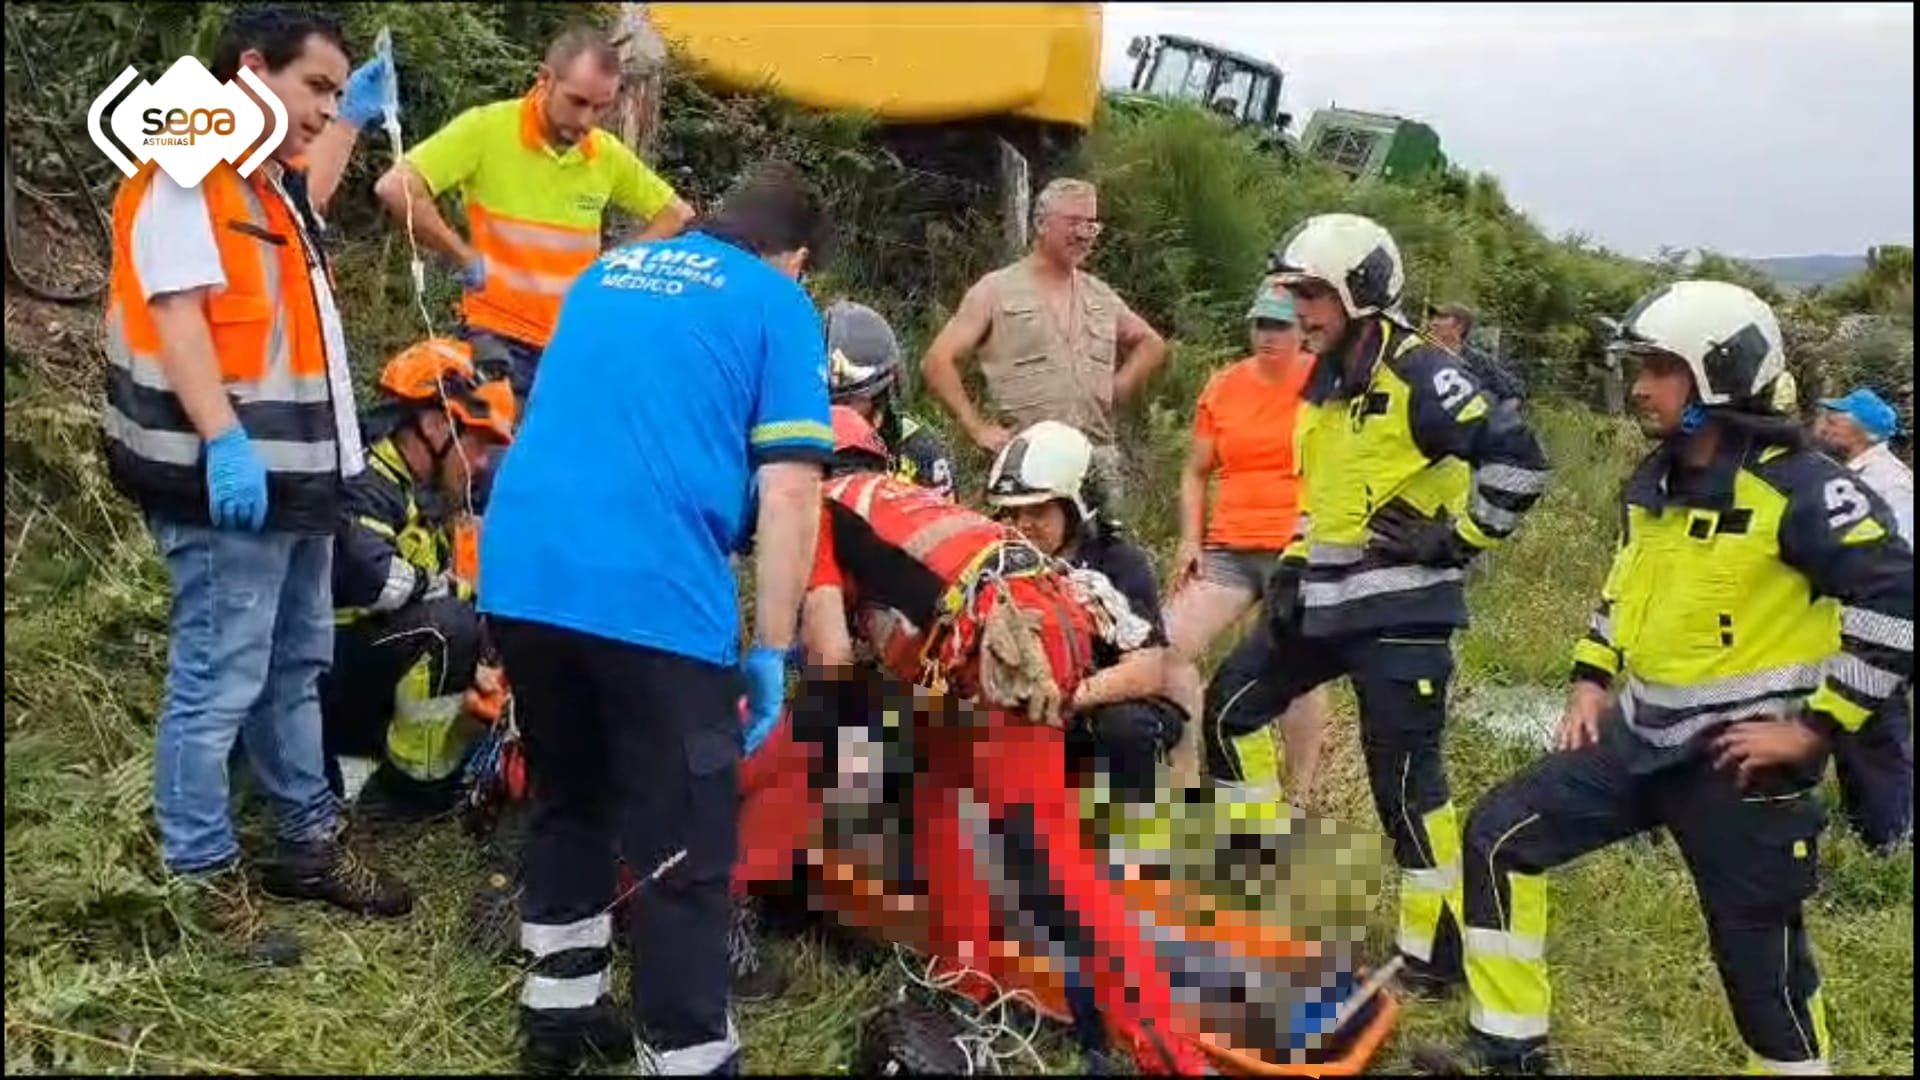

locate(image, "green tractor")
[[1111, 33, 1297, 156], [1297, 107, 1448, 184], [1110, 33, 1449, 187]]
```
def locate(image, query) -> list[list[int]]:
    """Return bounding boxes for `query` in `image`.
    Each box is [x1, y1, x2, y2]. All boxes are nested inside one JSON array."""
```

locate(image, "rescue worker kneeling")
[[985, 420, 1184, 816], [793, 406, 1210, 1075], [1416, 282, 1914, 1076], [322, 339, 514, 820]]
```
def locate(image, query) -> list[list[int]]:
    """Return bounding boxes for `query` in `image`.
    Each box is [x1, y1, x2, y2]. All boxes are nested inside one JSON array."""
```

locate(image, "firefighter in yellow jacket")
[[1417, 281, 1915, 1075], [1202, 214, 1552, 997], [321, 340, 515, 820]]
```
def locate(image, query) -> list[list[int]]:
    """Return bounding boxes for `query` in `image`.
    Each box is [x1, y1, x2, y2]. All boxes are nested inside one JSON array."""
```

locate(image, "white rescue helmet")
[[986, 420, 1094, 522], [1610, 280, 1786, 408], [1267, 213, 1405, 318]]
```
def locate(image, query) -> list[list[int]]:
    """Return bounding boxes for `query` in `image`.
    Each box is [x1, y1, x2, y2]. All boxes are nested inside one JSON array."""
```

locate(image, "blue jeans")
[[150, 518, 339, 873]]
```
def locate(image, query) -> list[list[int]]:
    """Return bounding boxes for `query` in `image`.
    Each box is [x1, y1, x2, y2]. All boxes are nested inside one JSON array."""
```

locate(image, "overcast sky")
[[1099, 2, 1914, 259]]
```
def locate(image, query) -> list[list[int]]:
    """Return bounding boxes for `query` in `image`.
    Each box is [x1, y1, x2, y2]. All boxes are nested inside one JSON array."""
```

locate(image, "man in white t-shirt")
[[1814, 387, 1914, 854], [101, 5, 410, 965]]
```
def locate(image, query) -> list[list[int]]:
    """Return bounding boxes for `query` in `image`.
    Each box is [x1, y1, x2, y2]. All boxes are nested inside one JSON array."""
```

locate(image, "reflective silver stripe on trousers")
[[1470, 490, 1520, 534], [521, 912, 613, 957], [1404, 863, 1460, 895], [1752, 1055, 1832, 1076], [1307, 542, 1366, 567], [481, 255, 576, 296], [521, 968, 610, 1010], [1301, 565, 1463, 607], [104, 405, 337, 473], [1470, 1002, 1550, 1041], [1465, 926, 1545, 962], [1827, 653, 1905, 699], [1477, 463, 1550, 496], [643, 1016, 741, 1076], [482, 215, 601, 253], [1843, 606, 1913, 651]]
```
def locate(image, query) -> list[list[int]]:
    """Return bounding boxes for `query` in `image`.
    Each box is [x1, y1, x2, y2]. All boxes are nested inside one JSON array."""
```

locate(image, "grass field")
[[5, 331, 1913, 1077]]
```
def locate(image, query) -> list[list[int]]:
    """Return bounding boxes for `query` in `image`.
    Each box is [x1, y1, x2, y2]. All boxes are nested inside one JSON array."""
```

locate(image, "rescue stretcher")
[[732, 704, 1401, 1076]]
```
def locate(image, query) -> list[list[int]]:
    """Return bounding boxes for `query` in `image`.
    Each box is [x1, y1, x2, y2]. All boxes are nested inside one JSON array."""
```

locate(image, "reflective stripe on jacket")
[[103, 161, 342, 532], [1289, 318, 1550, 637], [1574, 437, 1914, 748]]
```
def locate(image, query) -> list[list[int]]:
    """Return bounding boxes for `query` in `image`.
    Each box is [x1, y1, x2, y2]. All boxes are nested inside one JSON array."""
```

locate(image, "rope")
[[890, 943, 1049, 1074]]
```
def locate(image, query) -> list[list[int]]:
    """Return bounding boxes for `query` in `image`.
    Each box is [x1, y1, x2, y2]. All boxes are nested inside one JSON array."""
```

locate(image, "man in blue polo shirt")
[[479, 162, 833, 1076]]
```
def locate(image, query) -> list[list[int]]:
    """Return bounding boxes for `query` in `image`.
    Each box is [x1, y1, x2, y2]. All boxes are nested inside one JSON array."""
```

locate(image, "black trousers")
[[1832, 689, 1913, 850], [1203, 623, 1463, 974], [1462, 717, 1829, 1065], [1067, 697, 1186, 805], [494, 617, 741, 1059], [320, 594, 482, 794]]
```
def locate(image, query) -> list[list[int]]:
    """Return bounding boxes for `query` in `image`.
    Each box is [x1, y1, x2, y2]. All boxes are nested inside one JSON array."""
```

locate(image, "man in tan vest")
[[922, 178, 1167, 504]]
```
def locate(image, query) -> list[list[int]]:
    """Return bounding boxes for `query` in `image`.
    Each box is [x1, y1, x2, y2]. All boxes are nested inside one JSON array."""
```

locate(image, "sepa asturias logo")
[[88, 56, 287, 187]]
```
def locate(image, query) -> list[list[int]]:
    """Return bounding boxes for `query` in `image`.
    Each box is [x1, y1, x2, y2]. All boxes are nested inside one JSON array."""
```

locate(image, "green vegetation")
[[4, 1, 1912, 1074]]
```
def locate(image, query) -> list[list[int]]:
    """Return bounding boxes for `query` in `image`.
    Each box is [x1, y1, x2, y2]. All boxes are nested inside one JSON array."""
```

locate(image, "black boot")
[[261, 835, 414, 917], [520, 1002, 634, 1076], [1412, 1030, 1553, 1075], [1395, 951, 1466, 1001], [728, 895, 791, 1003]]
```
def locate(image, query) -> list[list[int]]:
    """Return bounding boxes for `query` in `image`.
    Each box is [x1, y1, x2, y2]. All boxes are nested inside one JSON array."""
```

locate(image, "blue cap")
[[1248, 276, 1298, 323], [1819, 389, 1900, 442]]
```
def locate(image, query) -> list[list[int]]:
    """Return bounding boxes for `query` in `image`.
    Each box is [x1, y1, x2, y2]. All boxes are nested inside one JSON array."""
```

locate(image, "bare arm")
[[149, 290, 238, 438], [921, 280, 1004, 450], [752, 461, 824, 650], [1072, 647, 1169, 711], [1169, 433, 1215, 590], [629, 197, 695, 243], [1178, 434, 1216, 551], [1111, 304, 1169, 405], [801, 587, 856, 669], [302, 122, 360, 214], [373, 162, 476, 265]]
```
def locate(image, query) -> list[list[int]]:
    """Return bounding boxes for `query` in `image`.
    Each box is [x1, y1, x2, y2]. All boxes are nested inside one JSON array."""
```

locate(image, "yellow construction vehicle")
[[640, 2, 1102, 249]]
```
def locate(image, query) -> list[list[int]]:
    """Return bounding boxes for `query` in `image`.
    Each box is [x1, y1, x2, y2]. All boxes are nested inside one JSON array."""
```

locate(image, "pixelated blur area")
[[759, 672, 1394, 1068]]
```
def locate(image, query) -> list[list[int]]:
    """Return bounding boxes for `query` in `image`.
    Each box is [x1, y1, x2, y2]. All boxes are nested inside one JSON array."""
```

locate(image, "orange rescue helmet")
[[379, 338, 517, 444]]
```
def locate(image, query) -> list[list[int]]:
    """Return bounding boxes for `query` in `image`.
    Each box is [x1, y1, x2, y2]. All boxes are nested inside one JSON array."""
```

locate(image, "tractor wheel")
[[853, 1000, 974, 1076]]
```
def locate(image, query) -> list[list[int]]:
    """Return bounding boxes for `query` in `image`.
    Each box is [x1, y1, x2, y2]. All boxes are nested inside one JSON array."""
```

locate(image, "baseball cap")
[[1820, 388, 1900, 442], [1247, 277, 1298, 323]]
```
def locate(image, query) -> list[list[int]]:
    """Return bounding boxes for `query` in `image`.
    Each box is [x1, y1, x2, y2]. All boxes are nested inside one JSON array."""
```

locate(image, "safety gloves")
[[460, 256, 487, 292], [1263, 558, 1307, 640], [205, 425, 269, 531], [339, 51, 397, 130], [1365, 500, 1479, 569], [741, 644, 788, 755]]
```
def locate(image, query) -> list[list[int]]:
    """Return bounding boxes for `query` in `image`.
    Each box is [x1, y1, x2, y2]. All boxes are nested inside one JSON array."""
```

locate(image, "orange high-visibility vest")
[[103, 160, 344, 532]]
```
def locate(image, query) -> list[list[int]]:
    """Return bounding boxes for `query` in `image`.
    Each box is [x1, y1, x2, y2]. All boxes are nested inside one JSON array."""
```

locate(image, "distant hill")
[[1747, 253, 1867, 291]]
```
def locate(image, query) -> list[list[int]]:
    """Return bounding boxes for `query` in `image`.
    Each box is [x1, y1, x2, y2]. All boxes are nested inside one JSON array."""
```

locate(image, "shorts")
[[1200, 547, 1285, 596]]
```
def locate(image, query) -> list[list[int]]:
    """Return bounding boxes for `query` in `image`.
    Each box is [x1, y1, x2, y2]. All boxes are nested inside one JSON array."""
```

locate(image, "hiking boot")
[[1411, 1031, 1553, 1075], [261, 835, 414, 917], [177, 862, 303, 968], [1394, 952, 1465, 1002], [728, 895, 791, 1003], [520, 1002, 634, 1076]]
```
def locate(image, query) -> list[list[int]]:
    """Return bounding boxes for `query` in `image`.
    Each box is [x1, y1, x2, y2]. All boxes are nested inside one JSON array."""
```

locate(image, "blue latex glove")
[[740, 644, 788, 755], [205, 425, 269, 531], [460, 255, 487, 292], [339, 52, 396, 129]]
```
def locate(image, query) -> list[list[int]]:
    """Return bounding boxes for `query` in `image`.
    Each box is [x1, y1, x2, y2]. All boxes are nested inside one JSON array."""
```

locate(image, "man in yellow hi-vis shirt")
[[374, 27, 694, 400]]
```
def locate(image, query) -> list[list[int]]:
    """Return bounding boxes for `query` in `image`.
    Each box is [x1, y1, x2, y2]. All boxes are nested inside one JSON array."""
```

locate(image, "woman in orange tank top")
[[1161, 279, 1332, 801]]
